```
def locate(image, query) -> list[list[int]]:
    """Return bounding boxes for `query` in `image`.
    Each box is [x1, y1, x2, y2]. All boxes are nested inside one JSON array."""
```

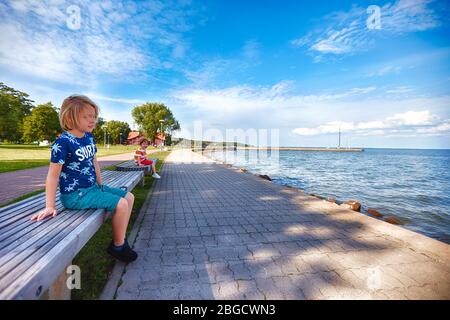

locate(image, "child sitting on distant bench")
[[134, 138, 161, 179]]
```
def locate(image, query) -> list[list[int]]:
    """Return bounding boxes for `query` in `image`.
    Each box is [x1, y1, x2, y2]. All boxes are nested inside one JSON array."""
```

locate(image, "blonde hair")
[[59, 95, 99, 131]]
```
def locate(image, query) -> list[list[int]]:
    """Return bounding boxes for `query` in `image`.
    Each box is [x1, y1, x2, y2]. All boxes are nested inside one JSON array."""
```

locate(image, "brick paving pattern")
[[116, 150, 450, 300]]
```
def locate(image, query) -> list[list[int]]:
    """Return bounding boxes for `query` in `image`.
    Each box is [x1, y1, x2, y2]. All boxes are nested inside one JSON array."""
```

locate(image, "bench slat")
[[0, 174, 117, 241], [0, 171, 138, 252], [0, 202, 65, 246], [0, 193, 46, 217], [0, 171, 125, 232], [0, 170, 116, 219], [0, 175, 134, 273], [0, 209, 92, 279], [0, 175, 142, 299], [0, 170, 144, 299], [1, 209, 100, 299]]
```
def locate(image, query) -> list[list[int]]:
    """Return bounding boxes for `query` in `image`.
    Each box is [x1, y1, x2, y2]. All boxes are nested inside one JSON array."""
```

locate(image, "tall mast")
[[338, 127, 341, 148]]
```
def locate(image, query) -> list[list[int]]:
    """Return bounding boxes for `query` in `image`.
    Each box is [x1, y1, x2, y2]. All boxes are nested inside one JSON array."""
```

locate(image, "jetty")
[[191, 146, 364, 152], [114, 149, 449, 299], [237, 147, 364, 152]]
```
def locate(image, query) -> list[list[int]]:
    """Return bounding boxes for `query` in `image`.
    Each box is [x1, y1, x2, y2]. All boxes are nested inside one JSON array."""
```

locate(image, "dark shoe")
[[106, 238, 138, 263]]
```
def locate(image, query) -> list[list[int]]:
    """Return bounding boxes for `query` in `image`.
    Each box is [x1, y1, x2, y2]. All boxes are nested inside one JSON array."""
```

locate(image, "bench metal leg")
[[140, 177, 145, 187], [143, 166, 153, 176]]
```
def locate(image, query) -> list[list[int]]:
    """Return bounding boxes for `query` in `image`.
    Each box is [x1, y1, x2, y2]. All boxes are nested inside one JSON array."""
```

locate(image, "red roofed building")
[[127, 131, 166, 146], [127, 131, 143, 145]]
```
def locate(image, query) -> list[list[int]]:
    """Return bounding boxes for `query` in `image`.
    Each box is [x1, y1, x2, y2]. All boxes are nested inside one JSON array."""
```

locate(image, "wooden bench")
[[0, 170, 144, 300], [115, 158, 158, 175]]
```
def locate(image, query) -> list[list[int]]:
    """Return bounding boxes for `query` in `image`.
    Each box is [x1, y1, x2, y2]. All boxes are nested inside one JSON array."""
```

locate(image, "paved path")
[[0, 151, 151, 205], [116, 149, 450, 300]]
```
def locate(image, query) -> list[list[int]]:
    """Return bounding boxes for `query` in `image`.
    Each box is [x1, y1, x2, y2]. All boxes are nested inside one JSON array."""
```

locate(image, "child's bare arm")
[[93, 156, 102, 185], [31, 163, 62, 221]]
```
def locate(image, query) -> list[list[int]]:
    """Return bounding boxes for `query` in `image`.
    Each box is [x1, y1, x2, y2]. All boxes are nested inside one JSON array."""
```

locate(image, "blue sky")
[[1, 0, 450, 148]]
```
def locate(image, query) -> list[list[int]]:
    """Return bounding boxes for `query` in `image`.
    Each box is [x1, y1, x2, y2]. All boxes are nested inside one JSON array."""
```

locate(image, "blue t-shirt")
[[50, 131, 98, 194]]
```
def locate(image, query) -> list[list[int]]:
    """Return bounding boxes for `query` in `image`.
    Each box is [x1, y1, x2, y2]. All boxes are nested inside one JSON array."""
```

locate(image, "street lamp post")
[[159, 119, 164, 152], [102, 125, 107, 148], [120, 132, 122, 145]]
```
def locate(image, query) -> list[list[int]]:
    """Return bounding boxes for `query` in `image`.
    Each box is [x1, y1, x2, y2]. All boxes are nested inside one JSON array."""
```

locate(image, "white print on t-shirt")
[[64, 178, 79, 192], [75, 144, 96, 161]]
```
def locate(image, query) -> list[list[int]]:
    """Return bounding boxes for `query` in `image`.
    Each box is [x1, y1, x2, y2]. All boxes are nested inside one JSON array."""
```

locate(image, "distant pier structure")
[[236, 147, 364, 152], [191, 129, 364, 153], [237, 129, 364, 152], [192, 146, 364, 152], [338, 127, 341, 148]]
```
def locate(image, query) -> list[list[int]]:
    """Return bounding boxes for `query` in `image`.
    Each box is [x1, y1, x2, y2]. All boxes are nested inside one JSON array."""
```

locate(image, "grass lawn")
[[71, 150, 170, 300], [0, 160, 51, 173], [0, 188, 45, 208], [0, 144, 164, 173]]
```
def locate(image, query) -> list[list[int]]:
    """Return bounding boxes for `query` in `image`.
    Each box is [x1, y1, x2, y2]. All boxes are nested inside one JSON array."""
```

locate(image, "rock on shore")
[[259, 174, 272, 181], [340, 200, 361, 212], [383, 216, 401, 225], [367, 208, 384, 218]]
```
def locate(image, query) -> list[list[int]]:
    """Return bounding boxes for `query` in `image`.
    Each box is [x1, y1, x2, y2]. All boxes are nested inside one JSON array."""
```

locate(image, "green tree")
[[131, 102, 180, 143], [0, 82, 34, 142], [104, 120, 131, 145], [92, 117, 106, 145], [22, 102, 60, 143]]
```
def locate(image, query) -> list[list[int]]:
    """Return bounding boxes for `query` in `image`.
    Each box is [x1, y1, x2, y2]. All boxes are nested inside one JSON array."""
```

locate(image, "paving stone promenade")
[[116, 149, 450, 300]]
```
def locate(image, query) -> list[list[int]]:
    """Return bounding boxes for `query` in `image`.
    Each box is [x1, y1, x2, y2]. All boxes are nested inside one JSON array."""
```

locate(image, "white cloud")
[[417, 122, 450, 133], [83, 92, 146, 105], [310, 25, 360, 54], [0, 21, 80, 83], [0, 0, 197, 85], [170, 79, 450, 146], [292, 110, 449, 137], [292, 128, 321, 136], [360, 130, 386, 136], [386, 110, 438, 125], [386, 86, 414, 94], [291, 0, 440, 59], [182, 59, 233, 87], [368, 65, 402, 77], [293, 121, 356, 135], [173, 82, 377, 120], [347, 87, 377, 94], [381, 0, 439, 32], [355, 120, 387, 130]]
